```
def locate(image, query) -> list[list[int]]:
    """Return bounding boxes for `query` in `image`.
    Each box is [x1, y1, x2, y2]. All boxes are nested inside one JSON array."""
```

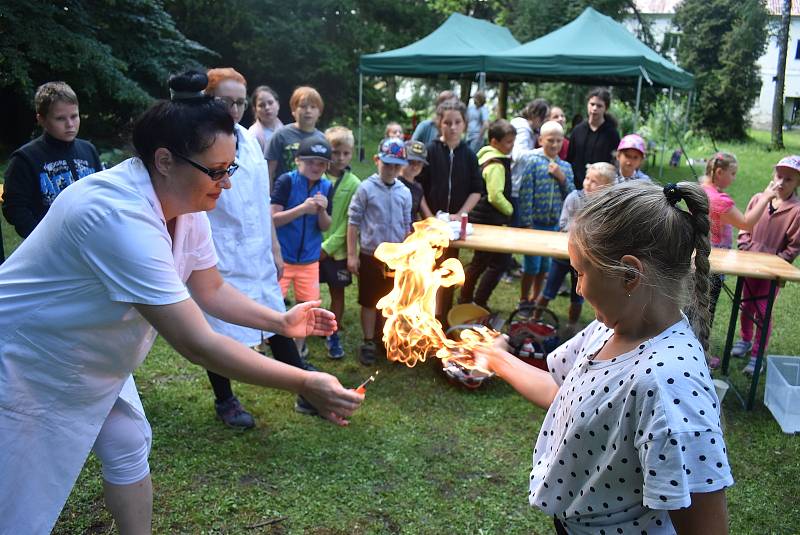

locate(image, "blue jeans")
[[542, 258, 583, 304]]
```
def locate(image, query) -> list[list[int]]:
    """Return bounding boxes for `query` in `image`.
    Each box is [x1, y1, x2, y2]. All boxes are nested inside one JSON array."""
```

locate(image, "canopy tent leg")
[[478, 71, 486, 91], [634, 75, 643, 131], [358, 73, 364, 162], [659, 86, 674, 180]]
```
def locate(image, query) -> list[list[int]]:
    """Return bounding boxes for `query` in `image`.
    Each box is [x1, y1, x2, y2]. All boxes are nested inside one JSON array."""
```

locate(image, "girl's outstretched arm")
[[668, 489, 728, 535], [475, 339, 559, 409]]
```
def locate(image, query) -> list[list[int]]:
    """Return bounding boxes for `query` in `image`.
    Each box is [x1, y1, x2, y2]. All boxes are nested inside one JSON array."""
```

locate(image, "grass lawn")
[[2, 131, 799, 533]]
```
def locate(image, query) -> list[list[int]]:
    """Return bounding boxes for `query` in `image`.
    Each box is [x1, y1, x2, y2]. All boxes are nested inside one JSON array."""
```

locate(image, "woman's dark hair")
[[521, 98, 550, 123], [132, 70, 234, 169]]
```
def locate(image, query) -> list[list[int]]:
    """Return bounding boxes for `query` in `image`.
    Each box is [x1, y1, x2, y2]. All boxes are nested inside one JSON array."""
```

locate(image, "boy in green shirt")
[[320, 126, 361, 359]]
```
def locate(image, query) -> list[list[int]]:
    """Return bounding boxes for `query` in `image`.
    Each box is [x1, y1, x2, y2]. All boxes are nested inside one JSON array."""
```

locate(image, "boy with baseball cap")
[[271, 136, 334, 359], [347, 138, 412, 365], [399, 140, 429, 223], [615, 133, 651, 184]]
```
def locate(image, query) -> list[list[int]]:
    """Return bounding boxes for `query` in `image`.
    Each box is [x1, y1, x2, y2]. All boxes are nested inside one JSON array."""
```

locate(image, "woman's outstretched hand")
[[282, 300, 337, 338]]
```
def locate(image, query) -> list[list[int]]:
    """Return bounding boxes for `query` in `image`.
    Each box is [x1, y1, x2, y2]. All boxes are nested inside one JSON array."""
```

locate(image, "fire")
[[374, 217, 497, 372]]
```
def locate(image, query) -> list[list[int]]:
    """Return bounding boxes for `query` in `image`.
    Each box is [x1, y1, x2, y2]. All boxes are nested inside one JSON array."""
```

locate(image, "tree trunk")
[[459, 79, 472, 105], [498, 81, 508, 119], [772, 0, 791, 150]]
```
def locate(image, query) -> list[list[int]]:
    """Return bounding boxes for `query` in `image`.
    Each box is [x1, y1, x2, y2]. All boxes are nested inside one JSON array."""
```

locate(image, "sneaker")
[[299, 341, 309, 358], [742, 358, 758, 376], [359, 341, 377, 366], [500, 273, 514, 284], [731, 340, 752, 358], [300, 355, 318, 372], [215, 396, 255, 429], [326, 332, 345, 360], [294, 395, 319, 416]]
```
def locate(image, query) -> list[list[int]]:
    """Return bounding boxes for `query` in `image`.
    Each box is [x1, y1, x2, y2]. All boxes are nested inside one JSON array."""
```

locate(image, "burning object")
[[374, 218, 497, 374]]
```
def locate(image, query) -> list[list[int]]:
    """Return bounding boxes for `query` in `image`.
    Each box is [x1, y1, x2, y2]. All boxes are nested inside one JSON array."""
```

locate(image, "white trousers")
[[92, 396, 152, 485]]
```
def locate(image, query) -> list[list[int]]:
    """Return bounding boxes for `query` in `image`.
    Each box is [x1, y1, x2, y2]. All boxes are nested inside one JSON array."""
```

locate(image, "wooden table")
[[452, 224, 800, 410]]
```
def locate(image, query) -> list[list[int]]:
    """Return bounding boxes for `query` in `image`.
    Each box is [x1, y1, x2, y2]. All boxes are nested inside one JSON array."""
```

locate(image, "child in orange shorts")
[[272, 137, 333, 357]]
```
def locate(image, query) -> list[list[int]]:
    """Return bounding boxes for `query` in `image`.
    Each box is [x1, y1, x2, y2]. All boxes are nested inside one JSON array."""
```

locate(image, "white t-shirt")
[[510, 117, 535, 196], [205, 124, 285, 344], [0, 157, 217, 533], [531, 319, 733, 534]]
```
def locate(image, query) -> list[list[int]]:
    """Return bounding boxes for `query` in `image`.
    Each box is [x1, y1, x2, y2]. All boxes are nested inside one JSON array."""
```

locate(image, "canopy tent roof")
[[358, 13, 521, 76], [483, 7, 694, 89]]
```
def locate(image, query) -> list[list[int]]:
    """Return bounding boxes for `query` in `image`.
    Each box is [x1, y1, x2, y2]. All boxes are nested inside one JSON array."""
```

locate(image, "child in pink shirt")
[[730, 155, 800, 375], [701, 153, 777, 368]]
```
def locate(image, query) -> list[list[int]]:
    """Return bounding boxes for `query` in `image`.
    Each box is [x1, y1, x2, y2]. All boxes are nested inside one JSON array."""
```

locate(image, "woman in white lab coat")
[[201, 67, 317, 428], [0, 71, 363, 534]]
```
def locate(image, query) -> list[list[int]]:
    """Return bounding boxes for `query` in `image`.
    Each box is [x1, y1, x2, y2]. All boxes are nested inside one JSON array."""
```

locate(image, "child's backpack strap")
[[479, 157, 505, 173]]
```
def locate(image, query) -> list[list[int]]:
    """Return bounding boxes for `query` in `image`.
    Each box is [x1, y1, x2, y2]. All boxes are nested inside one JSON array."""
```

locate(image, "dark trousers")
[[460, 250, 512, 308], [207, 333, 304, 402]]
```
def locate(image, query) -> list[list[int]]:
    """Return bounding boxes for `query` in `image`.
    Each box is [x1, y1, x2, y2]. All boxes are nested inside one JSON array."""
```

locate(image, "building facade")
[[628, 0, 800, 129]]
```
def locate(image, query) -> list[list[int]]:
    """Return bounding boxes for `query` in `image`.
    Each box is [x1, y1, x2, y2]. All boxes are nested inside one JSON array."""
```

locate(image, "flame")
[[374, 217, 497, 372]]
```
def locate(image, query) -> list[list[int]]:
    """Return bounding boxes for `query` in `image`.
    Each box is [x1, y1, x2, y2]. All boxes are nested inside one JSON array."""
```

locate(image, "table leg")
[[746, 279, 778, 410], [721, 277, 744, 375]]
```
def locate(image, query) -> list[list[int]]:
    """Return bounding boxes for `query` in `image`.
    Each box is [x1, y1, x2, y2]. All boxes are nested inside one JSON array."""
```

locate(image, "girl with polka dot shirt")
[[479, 181, 733, 534]]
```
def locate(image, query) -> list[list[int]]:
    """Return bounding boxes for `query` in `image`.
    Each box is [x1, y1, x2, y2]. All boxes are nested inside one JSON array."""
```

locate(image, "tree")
[[0, 0, 212, 149], [674, 0, 769, 140], [164, 0, 442, 127], [772, 0, 792, 149]]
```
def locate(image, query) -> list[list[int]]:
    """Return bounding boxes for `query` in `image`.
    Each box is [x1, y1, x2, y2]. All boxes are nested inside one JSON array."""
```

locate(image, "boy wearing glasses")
[[266, 86, 326, 182], [3, 81, 102, 238], [272, 137, 333, 360]]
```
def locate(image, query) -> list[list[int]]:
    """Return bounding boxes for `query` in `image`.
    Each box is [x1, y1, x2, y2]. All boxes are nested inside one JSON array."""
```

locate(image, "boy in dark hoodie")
[[459, 119, 516, 308]]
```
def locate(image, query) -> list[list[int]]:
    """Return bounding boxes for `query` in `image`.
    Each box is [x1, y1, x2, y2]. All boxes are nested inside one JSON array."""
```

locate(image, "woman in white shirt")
[[0, 70, 363, 535]]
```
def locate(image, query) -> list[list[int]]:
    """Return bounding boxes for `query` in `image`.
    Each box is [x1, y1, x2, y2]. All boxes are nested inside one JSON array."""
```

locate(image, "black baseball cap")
[[296, 137, 332, 161]]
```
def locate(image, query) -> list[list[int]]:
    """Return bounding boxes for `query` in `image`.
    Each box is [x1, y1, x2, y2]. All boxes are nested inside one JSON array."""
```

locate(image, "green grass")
[[2, 131, 798, 533]]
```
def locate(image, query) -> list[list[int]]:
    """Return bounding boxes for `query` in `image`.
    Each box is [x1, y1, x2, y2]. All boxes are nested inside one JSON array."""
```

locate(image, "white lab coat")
[[204, 124, 285, 345], [0, 158, 217, 533]]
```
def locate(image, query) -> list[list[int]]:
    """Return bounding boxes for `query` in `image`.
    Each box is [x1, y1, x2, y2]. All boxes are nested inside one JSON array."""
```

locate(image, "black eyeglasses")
[[172, 151, 238, 181], [215, 96, 248, 110]]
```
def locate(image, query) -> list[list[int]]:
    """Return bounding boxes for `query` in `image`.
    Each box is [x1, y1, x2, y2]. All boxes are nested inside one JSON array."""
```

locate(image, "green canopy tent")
[[357, 13, 521, 156], [484, 7, 694, 175], [359, 12, 521, 76], [484, 7, 693, 90]]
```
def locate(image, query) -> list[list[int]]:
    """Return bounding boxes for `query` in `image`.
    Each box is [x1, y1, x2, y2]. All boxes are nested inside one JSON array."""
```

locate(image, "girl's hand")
[[474, 338, 514, 375], [283, 301, 337, 338], [764, 180, 780, 199], [300, 372, 364, 426]]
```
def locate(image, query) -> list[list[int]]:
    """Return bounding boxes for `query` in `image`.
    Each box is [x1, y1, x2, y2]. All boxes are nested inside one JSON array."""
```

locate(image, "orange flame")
[[374, 217, 497, 372]]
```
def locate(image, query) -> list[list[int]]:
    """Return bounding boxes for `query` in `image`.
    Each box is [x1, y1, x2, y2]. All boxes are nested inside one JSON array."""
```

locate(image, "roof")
[[358, 13, 521, 76], [483, 7, 694, 89], [634, 0, 800, 16]]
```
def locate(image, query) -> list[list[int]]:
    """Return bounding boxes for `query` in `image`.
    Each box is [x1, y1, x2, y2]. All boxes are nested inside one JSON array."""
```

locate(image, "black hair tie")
[[663, 183, 682, 206], [169, 89, 205, 101]]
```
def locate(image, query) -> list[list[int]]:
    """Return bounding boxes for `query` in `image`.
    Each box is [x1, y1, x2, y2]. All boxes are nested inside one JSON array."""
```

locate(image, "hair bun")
[[168, 70, 208, 101], [663, 183, 682, 206]]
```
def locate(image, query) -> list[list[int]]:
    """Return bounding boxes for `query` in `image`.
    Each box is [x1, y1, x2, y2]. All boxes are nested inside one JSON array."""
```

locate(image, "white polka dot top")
[[530, 318, 733, 534]]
